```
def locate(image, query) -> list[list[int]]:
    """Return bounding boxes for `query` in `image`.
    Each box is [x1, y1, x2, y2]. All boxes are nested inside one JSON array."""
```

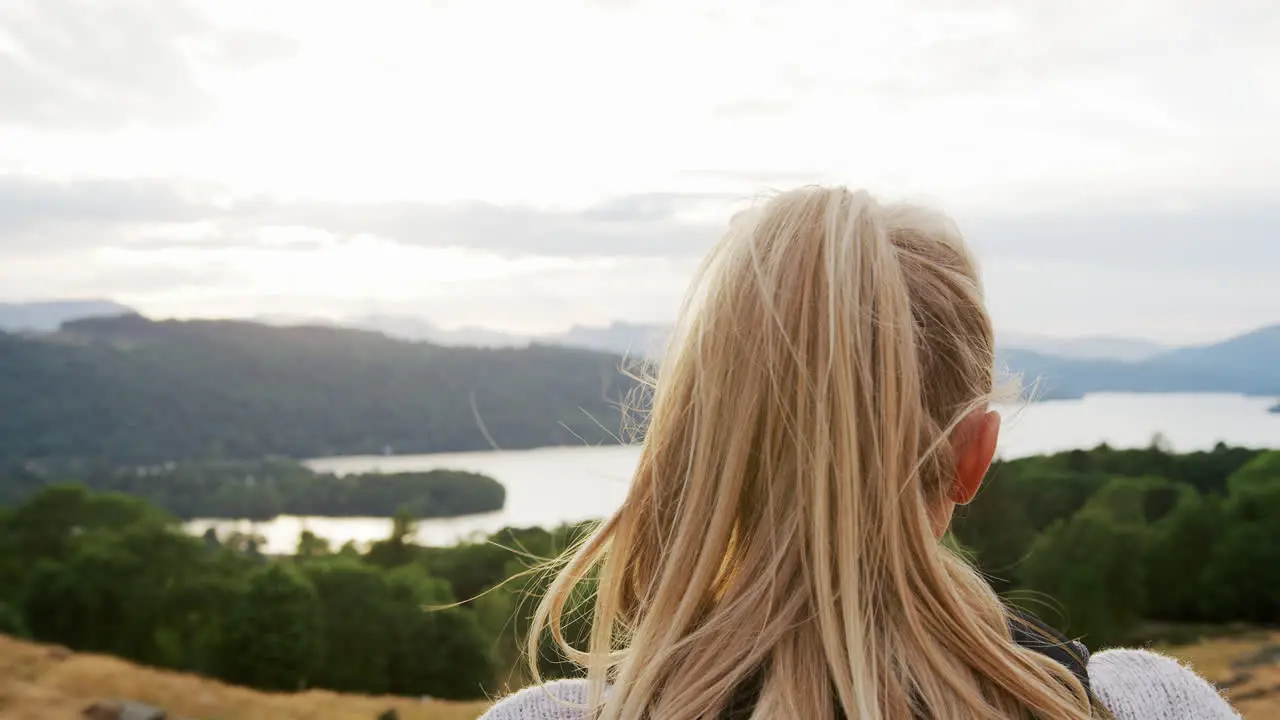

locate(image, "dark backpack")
[[721, 606, 1094, 719], [1005, 605, 1092, 696]]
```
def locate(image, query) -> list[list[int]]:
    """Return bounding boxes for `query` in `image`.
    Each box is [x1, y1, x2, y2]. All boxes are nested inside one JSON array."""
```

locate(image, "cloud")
[[0, 246, 237, 301], [712, 99, 793, 118], [204, 27, 297, 68], [4, 175, 1280, 270], [246, 199, 723, 258], [677, 170, 828, 187], [2, 0, 1276, 215], [0, 0, 294, 130], [0, 175, 221, 254], [964, 201, 1280, 269], [0, 176, 727, 258], [0, 174, 1276, 341]]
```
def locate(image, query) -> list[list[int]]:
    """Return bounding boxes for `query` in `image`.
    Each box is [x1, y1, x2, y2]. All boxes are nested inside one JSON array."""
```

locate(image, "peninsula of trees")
[[0, 460, 505, 520]]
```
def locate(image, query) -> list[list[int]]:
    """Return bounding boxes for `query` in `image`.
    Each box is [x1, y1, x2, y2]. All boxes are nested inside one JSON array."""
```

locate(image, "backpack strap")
[[1004, 605, 1093, 697]]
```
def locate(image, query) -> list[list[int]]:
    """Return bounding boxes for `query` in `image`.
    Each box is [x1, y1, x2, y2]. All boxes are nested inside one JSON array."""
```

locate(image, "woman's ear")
[[950, 409, 1000, 505]]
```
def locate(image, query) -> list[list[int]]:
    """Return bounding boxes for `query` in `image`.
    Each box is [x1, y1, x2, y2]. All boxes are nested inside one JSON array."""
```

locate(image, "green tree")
[[1, 485, 169, 576], [0, 600, 26, 637], [1088, 476, 1180, 526], [20, 520, 213, 666], [21, 546, 135, 654], [304, 559, 396, 693], [217, 564, 323, 691], [950, 482, 1037, 592], [296, 529, 331, 559], [384, 565, 493, 698], [1143, 489, 1221, 621], [1018, 508, 1145, 647], [1223, 450, 1280, 520], [1198, 453, 1280, 622], [422, 526, 562, 603], [366, 506, 419, 569], [1199, 522, 1280, 623]]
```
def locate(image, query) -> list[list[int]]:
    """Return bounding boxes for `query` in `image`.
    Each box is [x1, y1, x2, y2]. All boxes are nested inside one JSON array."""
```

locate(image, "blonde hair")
[[529, 187, 1092, 719]]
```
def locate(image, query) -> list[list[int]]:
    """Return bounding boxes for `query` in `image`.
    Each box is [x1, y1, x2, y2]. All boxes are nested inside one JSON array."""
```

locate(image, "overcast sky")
[[2, 0, 1278, 343]]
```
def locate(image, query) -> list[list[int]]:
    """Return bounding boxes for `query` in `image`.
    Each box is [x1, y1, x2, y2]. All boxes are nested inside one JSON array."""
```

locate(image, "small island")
[[1, 459, 505, 521], [1270, 401, 1280, 414]]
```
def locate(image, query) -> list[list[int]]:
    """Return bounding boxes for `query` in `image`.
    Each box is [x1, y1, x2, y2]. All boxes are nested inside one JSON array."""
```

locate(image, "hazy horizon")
[[3, 1, 1279, 345], [7, 297, 1279, 353]]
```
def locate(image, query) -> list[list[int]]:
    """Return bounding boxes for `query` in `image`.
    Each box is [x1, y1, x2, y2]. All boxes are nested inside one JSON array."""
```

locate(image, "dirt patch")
[[1164, 631, 1280, 720]]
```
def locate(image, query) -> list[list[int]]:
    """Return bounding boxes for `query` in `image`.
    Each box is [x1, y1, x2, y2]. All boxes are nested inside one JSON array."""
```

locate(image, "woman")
[[483, 187, 1238, 719]]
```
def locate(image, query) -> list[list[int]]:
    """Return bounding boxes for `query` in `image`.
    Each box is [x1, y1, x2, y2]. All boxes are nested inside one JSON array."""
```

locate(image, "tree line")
[[0, 486, 519, 698], [0, 444, 1276, 700], [951, 441, 1280, 646], [0, 460, 505, 520]]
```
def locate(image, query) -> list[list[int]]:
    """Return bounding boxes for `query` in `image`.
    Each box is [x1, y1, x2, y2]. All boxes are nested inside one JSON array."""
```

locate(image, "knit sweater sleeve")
[[1088, 648, 1241, 720], [479, 679, 592, 720]]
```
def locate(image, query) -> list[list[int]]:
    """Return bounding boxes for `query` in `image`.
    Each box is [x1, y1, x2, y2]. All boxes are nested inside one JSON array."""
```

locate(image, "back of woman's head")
[[531, 186, 1092, 719]]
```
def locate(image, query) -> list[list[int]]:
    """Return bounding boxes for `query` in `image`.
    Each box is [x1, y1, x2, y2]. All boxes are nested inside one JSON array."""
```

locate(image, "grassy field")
[[0, 631, 1276, 719], [0, 635, 489, 720], [1156, 629, 1280, 720]]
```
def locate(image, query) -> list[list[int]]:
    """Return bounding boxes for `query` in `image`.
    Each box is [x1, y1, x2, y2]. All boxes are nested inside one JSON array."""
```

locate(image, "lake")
[[186, 393, 1280, 553]]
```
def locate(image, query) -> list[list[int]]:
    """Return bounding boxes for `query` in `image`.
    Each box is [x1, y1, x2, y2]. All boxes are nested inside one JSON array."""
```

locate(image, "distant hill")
[[282, 312, 1267, 373], [0, 314, 639, 464], [349, 314, 533, 348], [344, 317, 1179, 364], [307, 313, 1280, 399], [341, 315, 669, 355], [997, 332, 1167, 362], [1001, 325, 1280, 399], [1155, 324, 1280, 374], [0, 299, 134, 332], [552, 321, 671, 358]]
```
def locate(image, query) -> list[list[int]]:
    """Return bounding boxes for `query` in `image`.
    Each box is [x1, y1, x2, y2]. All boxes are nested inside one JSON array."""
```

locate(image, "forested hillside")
[[0, 315, 641, 463]]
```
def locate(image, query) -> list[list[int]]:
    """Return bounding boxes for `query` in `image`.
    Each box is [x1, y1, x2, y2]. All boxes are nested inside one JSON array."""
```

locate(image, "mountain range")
[[995, 332, 1168, 362], [998, 325, 1280, 399], [313, 317, 1184, 366], [329, 316, 1278, 402], [328, 317, 1181, 365], [0, 300, 1230, 365], [328, 315, 669, 357]]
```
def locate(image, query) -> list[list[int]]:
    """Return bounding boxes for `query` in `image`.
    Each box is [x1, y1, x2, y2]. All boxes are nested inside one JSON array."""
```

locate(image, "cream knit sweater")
[[479, 649, 1240, 719]]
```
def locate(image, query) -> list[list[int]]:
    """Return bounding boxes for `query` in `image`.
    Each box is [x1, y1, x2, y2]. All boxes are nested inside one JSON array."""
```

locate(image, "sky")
[[1, 0, 1278, 344]]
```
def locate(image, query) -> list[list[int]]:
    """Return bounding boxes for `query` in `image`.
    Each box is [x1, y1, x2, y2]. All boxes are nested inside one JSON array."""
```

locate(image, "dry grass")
[[1160, 630, 1280, 720], [0, 635, 491, 720], [2, 631, 1278, 719]]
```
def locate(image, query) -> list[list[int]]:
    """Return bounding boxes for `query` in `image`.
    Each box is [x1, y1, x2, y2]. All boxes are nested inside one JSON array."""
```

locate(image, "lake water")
[[186, 393, 1280, 553]]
